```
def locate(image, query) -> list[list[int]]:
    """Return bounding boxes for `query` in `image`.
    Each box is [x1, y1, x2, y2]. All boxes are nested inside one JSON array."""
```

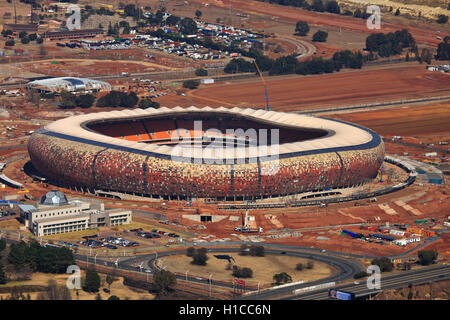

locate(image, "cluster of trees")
[[239, 245, 265, 257], [97, 91, 139, 108], [365, 29, 416, 58], [225, 49, 364, 76], [1, 30, 43, 46], [437, 15, 448, 24], [258, 0, 341, 15], [436, 37, 450, 60], [418, 250, 438, 266], [371, 257, 394, 272], [8, 241, 75, 274], [187, 247, 209, 266], [59, 91, 96, 109], [296, 261, 314, 270], [232, 265, 253, 278]]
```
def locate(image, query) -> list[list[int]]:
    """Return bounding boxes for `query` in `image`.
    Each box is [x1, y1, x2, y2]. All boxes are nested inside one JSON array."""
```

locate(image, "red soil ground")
[[193, 0, 449, 47], [188, 65, 450, 111]]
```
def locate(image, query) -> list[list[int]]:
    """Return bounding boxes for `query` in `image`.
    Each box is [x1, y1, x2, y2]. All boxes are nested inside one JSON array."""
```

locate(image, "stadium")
[[27, 107, 385, 200]]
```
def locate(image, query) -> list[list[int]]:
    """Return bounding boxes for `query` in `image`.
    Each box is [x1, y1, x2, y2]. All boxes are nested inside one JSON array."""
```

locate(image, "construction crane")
[[254, 60, 269, 111]]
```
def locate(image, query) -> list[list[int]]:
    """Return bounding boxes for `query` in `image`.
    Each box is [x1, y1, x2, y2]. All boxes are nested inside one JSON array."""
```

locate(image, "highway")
[[82, 246, 363, 298], [286, 264, 450, 300]]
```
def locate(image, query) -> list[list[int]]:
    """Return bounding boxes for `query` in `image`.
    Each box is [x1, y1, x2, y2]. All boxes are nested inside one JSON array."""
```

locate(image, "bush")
[[5, 40, 14, 46], [296, 263, 303, 271], [83, 269, 101, 293], [108, 295, 120, 300], [183, 79, 200, 90], [306, 261, 314, 269], [312, 30, 328, 42], [151, 270, 177, 294], [249, 245, 265, 257], [138, 98, 159, 109], [273, 272, 292, 285], [186, 247, 196, 257], [437, 15, 449, 24], [190, 247, 209, 266]]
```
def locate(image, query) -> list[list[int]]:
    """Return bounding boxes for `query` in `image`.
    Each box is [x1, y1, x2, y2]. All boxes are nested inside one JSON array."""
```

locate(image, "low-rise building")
[[19, 191, 131, 237]]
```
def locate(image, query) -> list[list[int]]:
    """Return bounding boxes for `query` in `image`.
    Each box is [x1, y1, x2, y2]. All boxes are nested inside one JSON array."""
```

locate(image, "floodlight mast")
[[254, 60, 269, 111]]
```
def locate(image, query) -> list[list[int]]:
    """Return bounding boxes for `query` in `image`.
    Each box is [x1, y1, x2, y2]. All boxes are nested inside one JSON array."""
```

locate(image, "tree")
[[306, 261, 314, 269], [273, 272, 292, 285], [249, 245, 265, 257], [394, 8, 400, 16], [75, 94, 95, 108], [353, 271, 369, 279], [371, 257, 393, 272], [28, 33, 38, 41], [19, 31, 27, 39], [437, 15, 449, 24], [296, 263, 303, 271], [95, 293, 102, 300], [83, 269, 101, 293], [436, 37, 450, 60], [312, 0, 325, 12], [419, 48, 432, 64], [195, 68, 208, 76], [166, 15, 180, 26], [183, 79, 200, 89], [105, 274, 115, 290], [326, 1, 340, 14], [21, 37, 30, 44], [37, 38, 44, 44], [37, 279, 72, 300], [151, 270, 177, 295], [186, 247, 196, 257], [418, 250, 438, 266], [191, 247, 208, 266], [195, 10, 202, 19], [108, 295, 120, 300], [295, 21, 310, 36], [59, 90, 76, 109], [0, 263, 7, 285], [5, 40, 15, 46], [312, 30, 328, 42], [0, 238, 6, 252], [179, 17, 198, 35]]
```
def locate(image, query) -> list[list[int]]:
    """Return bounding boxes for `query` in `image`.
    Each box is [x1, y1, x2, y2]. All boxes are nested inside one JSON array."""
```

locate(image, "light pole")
[[258, 281, 260, 295], [185, 270, 189, 282], [209, 274, 213, 297], [94, 253, 98, 265]]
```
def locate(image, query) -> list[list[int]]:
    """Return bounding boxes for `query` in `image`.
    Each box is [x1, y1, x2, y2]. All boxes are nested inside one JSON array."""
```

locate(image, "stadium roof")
[[26, 77, 112, 93], [42, 107, 375, 161]]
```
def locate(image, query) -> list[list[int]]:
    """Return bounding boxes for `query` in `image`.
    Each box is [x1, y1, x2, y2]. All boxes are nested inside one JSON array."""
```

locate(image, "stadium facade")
[[27, 107, 385, 200]]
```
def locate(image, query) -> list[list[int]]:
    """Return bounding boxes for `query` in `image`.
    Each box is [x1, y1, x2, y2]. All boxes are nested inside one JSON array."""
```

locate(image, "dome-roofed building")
[[40, 190, 68, 206]]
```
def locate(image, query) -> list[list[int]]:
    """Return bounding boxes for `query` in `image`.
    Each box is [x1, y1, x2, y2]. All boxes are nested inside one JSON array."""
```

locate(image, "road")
[[81, 246, 362, 297]]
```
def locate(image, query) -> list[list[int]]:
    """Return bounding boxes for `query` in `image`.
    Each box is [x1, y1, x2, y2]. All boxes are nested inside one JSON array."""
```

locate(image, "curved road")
[[85, 245, 363, 300]]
